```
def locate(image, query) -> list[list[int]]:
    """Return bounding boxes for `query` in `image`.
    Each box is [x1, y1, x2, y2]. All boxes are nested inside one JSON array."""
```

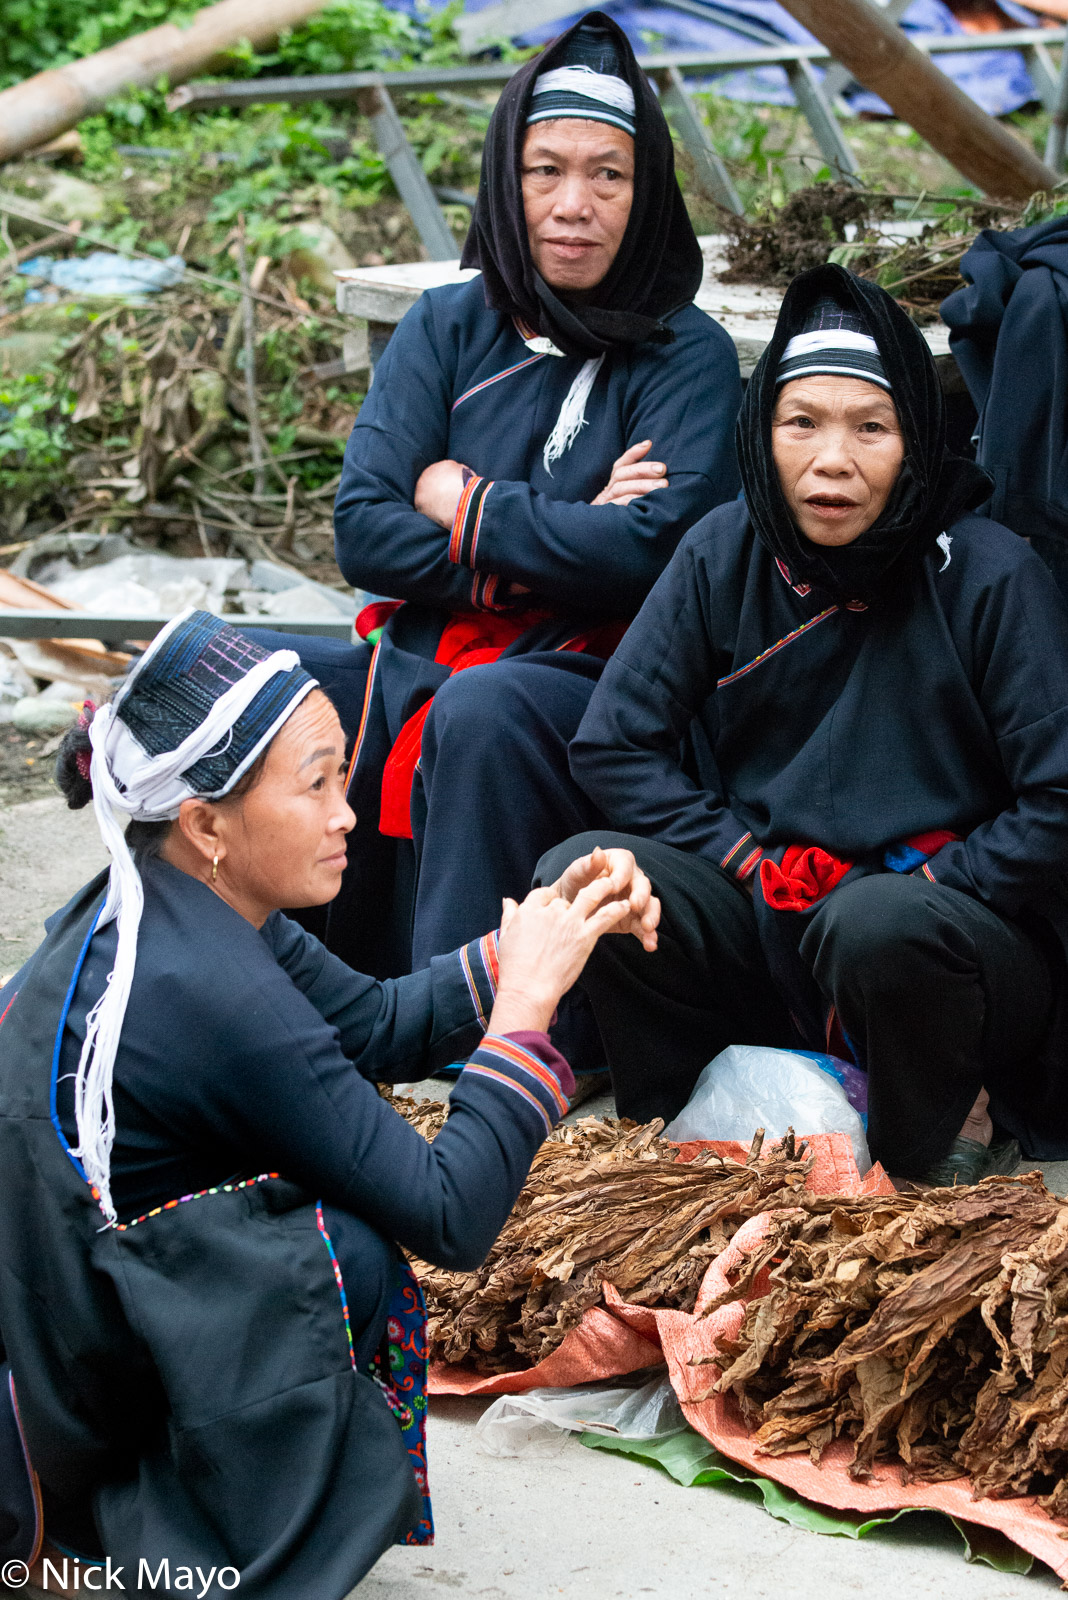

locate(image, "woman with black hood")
[[263, 12, 741, 1000], [540, 262, 1068, 1185]]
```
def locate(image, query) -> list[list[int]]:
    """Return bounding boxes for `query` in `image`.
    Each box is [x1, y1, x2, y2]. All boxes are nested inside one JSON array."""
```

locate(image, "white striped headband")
[[527, 66, 637, 137], [777, 327, 891, 392]]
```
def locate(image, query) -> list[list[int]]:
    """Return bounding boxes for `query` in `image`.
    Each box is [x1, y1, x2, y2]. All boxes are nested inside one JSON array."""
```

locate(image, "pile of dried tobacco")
[[701, 1172, 1068, 1517], [390, 1098, 815, 1373]]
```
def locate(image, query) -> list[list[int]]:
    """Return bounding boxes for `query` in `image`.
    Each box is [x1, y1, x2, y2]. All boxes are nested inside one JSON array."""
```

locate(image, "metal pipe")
[[0, 611, 353, 644], [1045, 27, 1068, 172]]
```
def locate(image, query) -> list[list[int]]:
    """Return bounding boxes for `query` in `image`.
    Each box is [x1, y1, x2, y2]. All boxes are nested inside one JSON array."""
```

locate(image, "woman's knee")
[[424, 661, 534, 755], [803, 871, 955, 976]]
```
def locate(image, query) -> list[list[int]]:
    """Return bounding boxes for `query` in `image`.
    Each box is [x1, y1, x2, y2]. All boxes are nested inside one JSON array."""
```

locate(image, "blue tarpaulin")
[[441, 0, 1054, 115]]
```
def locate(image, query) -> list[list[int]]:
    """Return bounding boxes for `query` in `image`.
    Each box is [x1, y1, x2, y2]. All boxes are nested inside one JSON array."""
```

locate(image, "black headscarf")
[[460, 11, 703, 359], [737, 263, 991, 603]]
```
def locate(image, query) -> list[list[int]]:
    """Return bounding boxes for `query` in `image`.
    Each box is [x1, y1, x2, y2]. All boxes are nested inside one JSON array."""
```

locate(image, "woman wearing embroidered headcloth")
[[543, 260, 1068, 1186], [0, 610, 659, 1595], [255, 11, 741, 1010]]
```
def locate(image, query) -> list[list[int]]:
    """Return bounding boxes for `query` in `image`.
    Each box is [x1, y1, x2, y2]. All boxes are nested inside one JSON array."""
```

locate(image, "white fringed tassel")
[[68, 617, 309, 1227], [543, 354, 604, 475], [71, 702, 144, 1226]]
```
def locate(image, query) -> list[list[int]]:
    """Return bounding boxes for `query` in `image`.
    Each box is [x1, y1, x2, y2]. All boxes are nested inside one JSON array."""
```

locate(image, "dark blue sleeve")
[[449, 318, 742, 615], [921, 542, 1068, 914], [261, 913, 499, 1080], [570, 526, 761, 880], [333, 293, 479, 611], [207, 960, 567, 1268]]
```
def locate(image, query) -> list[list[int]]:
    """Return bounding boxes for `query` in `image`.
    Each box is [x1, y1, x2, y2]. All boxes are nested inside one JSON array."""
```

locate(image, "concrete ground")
[[2, 794, 1066, 1599]]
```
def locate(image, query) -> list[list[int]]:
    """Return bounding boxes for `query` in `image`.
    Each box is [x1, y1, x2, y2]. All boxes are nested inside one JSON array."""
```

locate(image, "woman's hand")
[[488, 874, 643, 1036], [415, 459, 469, 529], [592, 440, 668, 507], [550, 844, 659, 952]]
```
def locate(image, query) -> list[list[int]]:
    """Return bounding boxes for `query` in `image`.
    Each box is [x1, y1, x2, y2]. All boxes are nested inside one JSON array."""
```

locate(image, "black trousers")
[[537, 832, 1053, 1177]]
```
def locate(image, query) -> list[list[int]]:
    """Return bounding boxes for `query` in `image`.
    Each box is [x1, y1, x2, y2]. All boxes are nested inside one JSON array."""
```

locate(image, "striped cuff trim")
[[720, 832, 752, 871], [458, 930, 500, 1031], [471, 571, 511, 612], [464, 1064, 553, 1134], [920, 861, 937, 883], [462, 1034, 571, 1134], [737, 847, 763, 881], [480, 1033, 569, 1117], [449, 475, 494, 567]]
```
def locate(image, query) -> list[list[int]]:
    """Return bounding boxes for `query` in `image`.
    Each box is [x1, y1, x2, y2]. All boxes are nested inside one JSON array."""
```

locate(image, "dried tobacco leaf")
[[703, 1173, 1068, 1525], [388, 1095, 814, 1374]]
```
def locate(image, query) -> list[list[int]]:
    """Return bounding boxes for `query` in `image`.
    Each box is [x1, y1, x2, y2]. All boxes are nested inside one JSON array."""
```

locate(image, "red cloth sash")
[[760, 845, 853, 912], [375, 609, 626, 839]]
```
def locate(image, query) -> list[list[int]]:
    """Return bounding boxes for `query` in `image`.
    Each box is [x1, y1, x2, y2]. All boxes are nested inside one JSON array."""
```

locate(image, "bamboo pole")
[[0, 0, 328, 166], [777, 0, 1059, 199]]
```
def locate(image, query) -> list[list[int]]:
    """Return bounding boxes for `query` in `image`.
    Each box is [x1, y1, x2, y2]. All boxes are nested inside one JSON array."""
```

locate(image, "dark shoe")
[[0, 1364, 42, 1566], [922, 1132, 1022, 1189]]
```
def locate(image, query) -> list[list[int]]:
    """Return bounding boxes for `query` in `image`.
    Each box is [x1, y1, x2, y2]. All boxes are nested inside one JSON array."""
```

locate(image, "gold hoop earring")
[[212, 853, 219, 884]]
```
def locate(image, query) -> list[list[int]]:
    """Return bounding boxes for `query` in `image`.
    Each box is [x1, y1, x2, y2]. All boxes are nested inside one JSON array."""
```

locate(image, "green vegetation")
[[0, 0, 1062, 550]]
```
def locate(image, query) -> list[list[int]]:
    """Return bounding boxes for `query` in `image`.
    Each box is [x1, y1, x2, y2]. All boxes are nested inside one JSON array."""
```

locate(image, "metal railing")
[[167, 22, 1068, 243], [0, 611, 353, 644]]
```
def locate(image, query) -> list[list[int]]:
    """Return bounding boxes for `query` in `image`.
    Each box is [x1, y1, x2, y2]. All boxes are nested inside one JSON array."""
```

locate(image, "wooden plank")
[[334, 237, 957, 384]]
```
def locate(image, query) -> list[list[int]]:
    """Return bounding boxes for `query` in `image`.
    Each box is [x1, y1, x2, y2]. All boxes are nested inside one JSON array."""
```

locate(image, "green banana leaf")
[[580, 1428, 1033, 1575]]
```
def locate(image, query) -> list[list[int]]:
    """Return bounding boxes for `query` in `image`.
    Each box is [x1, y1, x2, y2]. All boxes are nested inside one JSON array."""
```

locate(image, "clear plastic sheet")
[[664, 1045, 870, 1173]]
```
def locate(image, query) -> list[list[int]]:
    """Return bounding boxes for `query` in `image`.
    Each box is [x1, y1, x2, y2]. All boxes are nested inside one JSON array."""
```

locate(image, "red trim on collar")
[[775, 557, 811, 597], [774, 556, 868, 611]]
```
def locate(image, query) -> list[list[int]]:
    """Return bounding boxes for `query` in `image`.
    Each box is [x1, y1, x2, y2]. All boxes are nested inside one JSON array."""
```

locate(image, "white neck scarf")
[[518, 328, 605, 475]]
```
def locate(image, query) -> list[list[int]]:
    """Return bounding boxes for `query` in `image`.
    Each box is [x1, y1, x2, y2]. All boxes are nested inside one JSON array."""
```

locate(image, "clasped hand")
[[413, 439, 669, 533], [488, 847, 660, 1037]]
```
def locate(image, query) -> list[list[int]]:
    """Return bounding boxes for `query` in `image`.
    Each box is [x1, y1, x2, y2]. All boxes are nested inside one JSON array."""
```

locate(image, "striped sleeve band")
[[737, 847, 763, 881], [471, 571, 511, 612], [449, 475, 494, 567], [457, 929, 500, 1031], [721, 832, 762, 879], [461, 1033, 570, 1134]]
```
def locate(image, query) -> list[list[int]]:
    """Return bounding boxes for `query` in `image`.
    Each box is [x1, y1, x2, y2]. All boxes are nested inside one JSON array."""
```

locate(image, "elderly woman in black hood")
[[542, 262, 1068, 1185], [253, 13, 742, 1028]]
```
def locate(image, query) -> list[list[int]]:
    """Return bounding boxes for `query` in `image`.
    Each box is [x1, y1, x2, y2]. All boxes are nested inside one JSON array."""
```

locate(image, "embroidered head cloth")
[[461, 11, 701, 361], [738, 263, 991, 603], [777, 296, 890, 392], [78, 609, 317, 1222], [527, 26, 636, 137]]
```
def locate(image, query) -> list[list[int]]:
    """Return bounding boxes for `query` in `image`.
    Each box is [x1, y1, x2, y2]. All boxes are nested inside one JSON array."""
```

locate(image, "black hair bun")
[[55, 722, 94, 810]]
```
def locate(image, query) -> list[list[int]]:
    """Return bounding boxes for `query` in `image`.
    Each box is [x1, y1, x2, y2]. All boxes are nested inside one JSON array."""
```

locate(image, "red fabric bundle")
[[759, 844, 853, 912]]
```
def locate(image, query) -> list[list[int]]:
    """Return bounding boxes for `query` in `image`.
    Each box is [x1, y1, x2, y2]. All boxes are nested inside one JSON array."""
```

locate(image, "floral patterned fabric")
[[367, 1261, 433, 1546]]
